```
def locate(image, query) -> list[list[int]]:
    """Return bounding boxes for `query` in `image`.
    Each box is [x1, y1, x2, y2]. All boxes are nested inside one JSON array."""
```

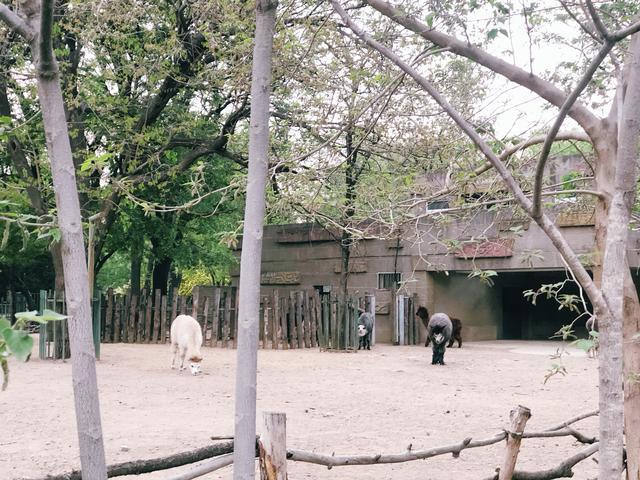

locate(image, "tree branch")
[[36, 441, 237, 480], [362, 0, 600, 134], [37, 0, 57, 77], [531, 40, 614, 219], [0, 4, 35, 41], [331, 0, 611, 328], [584, 0, 610, 40], [483, 443, 599, 480]]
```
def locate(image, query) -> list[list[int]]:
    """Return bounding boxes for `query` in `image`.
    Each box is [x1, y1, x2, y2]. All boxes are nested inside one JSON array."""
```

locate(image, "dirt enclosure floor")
[[1, 341, 600, 480]]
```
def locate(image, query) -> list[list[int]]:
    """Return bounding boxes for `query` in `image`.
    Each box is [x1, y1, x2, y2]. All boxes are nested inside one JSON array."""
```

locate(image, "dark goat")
[[416, 306, 462, 348], [357, 309, 374, 350]]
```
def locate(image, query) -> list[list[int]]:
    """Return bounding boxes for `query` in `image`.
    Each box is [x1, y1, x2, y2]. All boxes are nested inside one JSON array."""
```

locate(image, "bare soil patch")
[[0, 340, 599, 479]]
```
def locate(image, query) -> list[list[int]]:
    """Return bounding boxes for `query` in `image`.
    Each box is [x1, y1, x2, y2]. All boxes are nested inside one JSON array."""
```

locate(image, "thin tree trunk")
[[233, 1, 277, 479], [623, 268, 640, 480], [598, 33, 640, 480], [10, 1, 108, 478]]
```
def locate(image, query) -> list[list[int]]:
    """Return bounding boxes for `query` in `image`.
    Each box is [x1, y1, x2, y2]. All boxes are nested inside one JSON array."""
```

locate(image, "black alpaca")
[[416, 306, 463, 348], [415, 307, 452, 365]]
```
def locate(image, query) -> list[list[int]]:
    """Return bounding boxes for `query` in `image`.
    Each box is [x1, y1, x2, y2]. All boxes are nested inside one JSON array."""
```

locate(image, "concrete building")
[[231, 156, 640, 344]]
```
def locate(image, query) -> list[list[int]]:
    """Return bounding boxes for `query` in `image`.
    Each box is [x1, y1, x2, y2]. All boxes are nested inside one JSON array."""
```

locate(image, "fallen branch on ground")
[[32, 440, 238, 480], [483, 443, 599, 480]]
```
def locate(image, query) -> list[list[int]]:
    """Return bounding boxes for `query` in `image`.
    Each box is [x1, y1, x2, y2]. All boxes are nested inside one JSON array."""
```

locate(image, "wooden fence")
[[393, 291, 419, 346], [100, 288, 372, 351], [37, 290, 101, 360]]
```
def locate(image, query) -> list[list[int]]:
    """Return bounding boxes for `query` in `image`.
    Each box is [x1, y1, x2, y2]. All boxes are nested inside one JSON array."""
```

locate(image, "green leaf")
[[571, 338, 596, 353], [487, 28, 499, 40], [3, 328, 33, 361], [15, 309, 68, 323], [425, 12, 435, 28]]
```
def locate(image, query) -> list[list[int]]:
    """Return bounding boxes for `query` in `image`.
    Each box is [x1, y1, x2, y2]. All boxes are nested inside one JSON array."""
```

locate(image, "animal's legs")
[[170, 343, 178, 369]]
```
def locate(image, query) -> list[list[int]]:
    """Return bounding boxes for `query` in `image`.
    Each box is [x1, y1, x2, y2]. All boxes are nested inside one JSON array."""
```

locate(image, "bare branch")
[[330, 0, 611, 327], [558, 1, 602, 44], [163, 453, 234, 480], [584, 0, 610, 40], [611, 18, 640, 42], [0, 4, 35, 40], [531, 40, 614, 219], [288, 432, 507, 467], [546, 409, 599, 431], [483, 443, 599, 480], [362, 0, 600, 134]]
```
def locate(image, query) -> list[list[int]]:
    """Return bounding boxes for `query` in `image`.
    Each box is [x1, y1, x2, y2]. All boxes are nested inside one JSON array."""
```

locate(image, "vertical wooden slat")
[[412, 293, 418, 345], [38, 290, 47, 358], [105, 288, 114, 343], [161, 294, 168, 344], [211, 288, 221, 348], [180, 295, 188, 315], [224, 290, 232, 348], [330, 295, 337, 350], [286, 292, 295, 349], [295, 291, 304, 348], [259, 296, 266, 348], [311, 292, 319, 348], [303, 292, 311, 348], [192, 288, 200, 319], [131, 294, 140, 343], [280, 293, 288, 350], [171, 293, 179, 328], [404, 294, 410, 346], [202, 296, 210, 344], [122, 291, 131, 343], [271, 290, 279, 350], [233, 287, 239, 349], [152, 289, 162, 343], [145, 292, 153, 343], [113, 295, 121, 343]]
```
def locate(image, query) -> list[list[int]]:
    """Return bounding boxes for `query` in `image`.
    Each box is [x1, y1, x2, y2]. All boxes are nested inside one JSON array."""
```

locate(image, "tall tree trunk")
[[340, 127, 359, 301], [51, 242, 65, 292], [152, 256, 172, 296], [597, 33, 640, 480], [623, 268, 640, 480], [130, 235, 143, 298], [19, 1, 108, 478], [233, 1, 277, 478]]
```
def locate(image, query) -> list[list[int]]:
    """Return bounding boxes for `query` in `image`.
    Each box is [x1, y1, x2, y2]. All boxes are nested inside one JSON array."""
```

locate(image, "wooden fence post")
[[153, 289, 162, 343], [272, 290, 280, 350], [160, 294, 168, 344], [259, 412, 287, 480], [211, 288, 221, 347], [498, 405, 531, 480]]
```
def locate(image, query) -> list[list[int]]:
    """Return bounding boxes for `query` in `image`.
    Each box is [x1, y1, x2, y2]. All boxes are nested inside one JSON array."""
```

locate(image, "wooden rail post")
[[498, 405, 531, 480], [259, 412, 287, 480]]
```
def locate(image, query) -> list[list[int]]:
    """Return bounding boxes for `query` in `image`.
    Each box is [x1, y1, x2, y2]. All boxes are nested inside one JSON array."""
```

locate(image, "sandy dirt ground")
[[0, 340, 600, 480]]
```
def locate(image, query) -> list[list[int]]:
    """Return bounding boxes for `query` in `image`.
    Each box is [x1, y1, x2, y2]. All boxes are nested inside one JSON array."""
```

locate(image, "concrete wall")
[[429, 272, 501, 342]]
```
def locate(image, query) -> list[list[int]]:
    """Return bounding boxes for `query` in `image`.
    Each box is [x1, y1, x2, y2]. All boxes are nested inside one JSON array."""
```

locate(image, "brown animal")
[[416, 306, 462, 348]]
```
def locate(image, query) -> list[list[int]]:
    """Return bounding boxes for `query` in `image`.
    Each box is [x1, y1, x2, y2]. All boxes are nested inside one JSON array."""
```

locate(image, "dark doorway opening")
[[498, 271, 592, 340]]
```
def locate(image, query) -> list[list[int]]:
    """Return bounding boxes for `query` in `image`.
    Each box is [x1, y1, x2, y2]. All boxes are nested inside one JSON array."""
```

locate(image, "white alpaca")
[[170, 314, 203, 375]]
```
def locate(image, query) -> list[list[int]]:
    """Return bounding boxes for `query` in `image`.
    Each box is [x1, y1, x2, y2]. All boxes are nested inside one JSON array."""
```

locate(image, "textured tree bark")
[[498, 405, 531, 480], [233, 1, 277, 479], [594, 34, 640, 480], [0, 1, 109, 478], [259, 412, 288, 480]]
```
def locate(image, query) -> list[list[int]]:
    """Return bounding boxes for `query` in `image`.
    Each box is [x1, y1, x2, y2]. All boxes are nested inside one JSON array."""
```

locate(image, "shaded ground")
[[0, 341, 599, 479]]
